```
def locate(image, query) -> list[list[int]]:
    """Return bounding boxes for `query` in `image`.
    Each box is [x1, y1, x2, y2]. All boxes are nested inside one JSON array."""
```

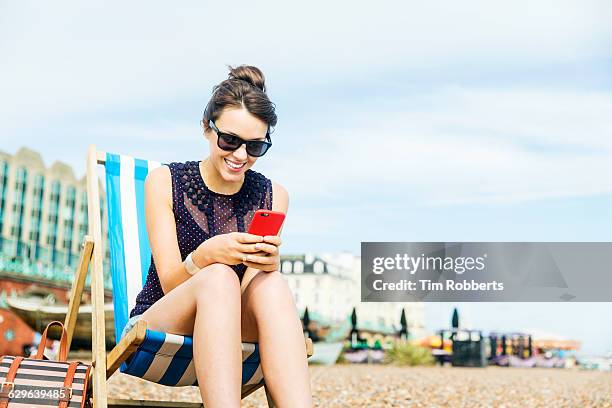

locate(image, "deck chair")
[[64, 145, 313, 408]]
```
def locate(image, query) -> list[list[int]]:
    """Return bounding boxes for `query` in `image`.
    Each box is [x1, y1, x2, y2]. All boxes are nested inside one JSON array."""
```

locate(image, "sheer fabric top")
[[129, 160, 273, 318]]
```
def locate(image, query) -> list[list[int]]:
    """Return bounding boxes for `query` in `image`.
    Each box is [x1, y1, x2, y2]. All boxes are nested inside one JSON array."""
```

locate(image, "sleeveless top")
[[129, 160, 273, 318]]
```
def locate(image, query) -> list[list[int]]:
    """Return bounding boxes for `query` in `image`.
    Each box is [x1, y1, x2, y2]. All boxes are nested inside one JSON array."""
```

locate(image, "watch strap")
[[184, 252, 201, 275]]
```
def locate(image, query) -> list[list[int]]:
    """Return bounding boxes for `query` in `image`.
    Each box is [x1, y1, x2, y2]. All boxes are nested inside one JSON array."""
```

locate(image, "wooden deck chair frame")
[[63, 145, 313, 408]]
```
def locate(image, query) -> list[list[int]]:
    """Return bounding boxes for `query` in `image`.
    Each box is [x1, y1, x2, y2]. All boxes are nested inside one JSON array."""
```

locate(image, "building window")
[[47, 180, 61, 247], [29, 174, 45, 246], [282, 261, 292, 273], [62, 186, 76, 251], [313, 261, 324, 274], [294, 261, 304, 273], [79, 191, 86, 211], [11, 167, 28, 241], [0, 160, 8, 231]]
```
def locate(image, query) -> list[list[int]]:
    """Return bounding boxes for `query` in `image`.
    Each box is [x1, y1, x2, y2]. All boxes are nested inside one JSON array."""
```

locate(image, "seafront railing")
[[0, 238, 112, 289]]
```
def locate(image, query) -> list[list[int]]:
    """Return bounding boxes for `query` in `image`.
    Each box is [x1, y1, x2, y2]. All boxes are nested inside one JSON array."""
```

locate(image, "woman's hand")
[[242, 235, 282, 272], [192, 232, 269, 268]]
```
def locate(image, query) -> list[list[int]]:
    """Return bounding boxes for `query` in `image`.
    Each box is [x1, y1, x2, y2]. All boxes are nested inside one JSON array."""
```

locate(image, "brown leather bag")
[[0, 321, 92, 408]]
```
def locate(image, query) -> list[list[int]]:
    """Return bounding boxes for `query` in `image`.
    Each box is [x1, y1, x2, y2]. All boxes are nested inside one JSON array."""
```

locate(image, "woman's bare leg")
[[241, 270, 313, 407], [140, 263, 242, 408]]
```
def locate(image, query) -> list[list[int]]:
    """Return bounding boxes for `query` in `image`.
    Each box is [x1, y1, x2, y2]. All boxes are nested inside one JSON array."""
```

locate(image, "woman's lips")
[[224, 158, 246, 172]]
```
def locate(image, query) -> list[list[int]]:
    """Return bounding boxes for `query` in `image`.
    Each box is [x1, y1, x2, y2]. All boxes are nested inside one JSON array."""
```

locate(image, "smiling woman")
[[120, 65, 313, 407]]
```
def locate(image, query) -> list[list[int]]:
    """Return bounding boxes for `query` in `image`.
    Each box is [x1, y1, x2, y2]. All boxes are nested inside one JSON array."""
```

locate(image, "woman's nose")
[[233, 144, 248, 161]]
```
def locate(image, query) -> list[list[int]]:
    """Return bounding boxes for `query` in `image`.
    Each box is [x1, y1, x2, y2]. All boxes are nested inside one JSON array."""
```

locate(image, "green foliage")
[[384, 341, 435, 366]]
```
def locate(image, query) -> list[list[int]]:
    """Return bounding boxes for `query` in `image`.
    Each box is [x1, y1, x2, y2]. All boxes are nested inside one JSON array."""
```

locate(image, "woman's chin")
[[223, 173, 242, 183]]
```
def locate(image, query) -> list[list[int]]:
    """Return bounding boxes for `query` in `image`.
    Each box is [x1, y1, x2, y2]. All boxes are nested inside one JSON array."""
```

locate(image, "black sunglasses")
[[209, 121, 272, 157]]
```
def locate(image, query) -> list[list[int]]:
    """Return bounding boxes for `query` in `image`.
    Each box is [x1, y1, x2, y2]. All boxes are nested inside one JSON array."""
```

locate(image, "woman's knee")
[[245, 271, 292, 305], [190, 263, 241, 297]]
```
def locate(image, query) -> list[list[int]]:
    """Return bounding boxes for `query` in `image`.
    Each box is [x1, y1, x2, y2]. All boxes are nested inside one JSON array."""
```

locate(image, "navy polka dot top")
[[129, 160, 273, 318]]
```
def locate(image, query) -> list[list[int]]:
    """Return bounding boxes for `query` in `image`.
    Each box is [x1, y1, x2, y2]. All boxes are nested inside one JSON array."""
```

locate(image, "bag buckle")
[[0, 382, 14, 398], [59, 386, 73, 402]]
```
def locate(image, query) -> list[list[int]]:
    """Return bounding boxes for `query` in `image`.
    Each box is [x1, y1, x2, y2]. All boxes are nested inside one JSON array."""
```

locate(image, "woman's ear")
[[202, 122, 211, 141]]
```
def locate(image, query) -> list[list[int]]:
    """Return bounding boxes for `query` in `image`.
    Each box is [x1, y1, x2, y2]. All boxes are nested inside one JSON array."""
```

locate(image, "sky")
[[1, 1, 611, 355]]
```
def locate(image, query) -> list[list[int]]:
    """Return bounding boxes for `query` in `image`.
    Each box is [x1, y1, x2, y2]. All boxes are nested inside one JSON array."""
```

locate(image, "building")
[[281, 252, 426, 339], [280, 254, 354, 323], [0, 147, 112, 356], [0, 147, 109, 270]]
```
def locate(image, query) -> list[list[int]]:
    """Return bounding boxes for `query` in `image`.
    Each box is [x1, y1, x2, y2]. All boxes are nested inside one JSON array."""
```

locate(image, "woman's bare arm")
[[272, 181, 289, 235], [144, 166, 191, 294]]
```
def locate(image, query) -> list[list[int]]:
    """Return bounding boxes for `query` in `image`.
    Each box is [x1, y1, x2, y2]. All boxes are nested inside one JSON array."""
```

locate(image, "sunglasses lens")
[[246, 142, 270, 157], [217, 134, 241, 151]]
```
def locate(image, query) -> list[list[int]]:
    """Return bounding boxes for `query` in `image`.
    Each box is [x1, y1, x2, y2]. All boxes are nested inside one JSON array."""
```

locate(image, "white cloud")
[[266, 87, 612, 205], [88, 121, 201, 143]]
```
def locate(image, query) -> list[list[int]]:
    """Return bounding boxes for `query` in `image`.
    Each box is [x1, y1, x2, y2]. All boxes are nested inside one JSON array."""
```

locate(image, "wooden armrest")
[[64, 236, 94, 352], [106, 319, 148, 379]]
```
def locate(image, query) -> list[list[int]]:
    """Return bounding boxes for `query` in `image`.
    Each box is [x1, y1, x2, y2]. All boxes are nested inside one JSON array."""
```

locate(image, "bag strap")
[[0, 356, 24, 408], [57, 362, 78, 408], [35, 321, 68, 361]]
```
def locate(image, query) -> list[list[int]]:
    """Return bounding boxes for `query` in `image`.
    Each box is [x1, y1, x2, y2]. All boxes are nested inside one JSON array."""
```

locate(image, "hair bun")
[[227, 65, 266, 93]]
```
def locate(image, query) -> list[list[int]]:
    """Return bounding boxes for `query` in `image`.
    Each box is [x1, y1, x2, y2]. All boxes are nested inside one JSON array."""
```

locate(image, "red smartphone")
[[248, 210, 286, 236]]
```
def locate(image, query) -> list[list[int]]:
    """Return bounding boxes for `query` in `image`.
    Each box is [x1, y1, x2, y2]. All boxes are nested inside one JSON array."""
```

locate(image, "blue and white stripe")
[[119, 331, 263, 386], [106, 153, 160, 341], [104, 152, 264, 387]]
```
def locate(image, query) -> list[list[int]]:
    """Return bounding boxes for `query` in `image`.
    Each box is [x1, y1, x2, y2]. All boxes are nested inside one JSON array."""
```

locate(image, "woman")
[[119, 65, 313, 407]]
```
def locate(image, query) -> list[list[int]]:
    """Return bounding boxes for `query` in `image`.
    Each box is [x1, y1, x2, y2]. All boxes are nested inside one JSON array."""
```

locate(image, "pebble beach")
[[105, 364, 612, 407]]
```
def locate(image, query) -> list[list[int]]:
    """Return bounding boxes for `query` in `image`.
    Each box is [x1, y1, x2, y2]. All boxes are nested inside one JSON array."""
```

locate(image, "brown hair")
[[202, 65, 277, 135]]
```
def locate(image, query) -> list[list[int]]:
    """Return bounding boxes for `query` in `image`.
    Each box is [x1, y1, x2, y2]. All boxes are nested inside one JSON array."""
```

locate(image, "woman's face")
[[204, 107, 269, 182]]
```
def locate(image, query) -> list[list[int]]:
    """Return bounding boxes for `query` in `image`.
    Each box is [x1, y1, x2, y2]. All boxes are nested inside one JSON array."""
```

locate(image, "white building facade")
[[280, 251, 426, 339]]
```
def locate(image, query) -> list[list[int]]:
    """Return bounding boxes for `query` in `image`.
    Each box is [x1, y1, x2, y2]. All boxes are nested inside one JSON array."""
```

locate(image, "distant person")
[[118, 65, 312, 407]]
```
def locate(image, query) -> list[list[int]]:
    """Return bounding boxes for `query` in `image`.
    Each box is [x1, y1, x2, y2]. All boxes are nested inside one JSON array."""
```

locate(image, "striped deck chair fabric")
[[104, 153, 264, 387]]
